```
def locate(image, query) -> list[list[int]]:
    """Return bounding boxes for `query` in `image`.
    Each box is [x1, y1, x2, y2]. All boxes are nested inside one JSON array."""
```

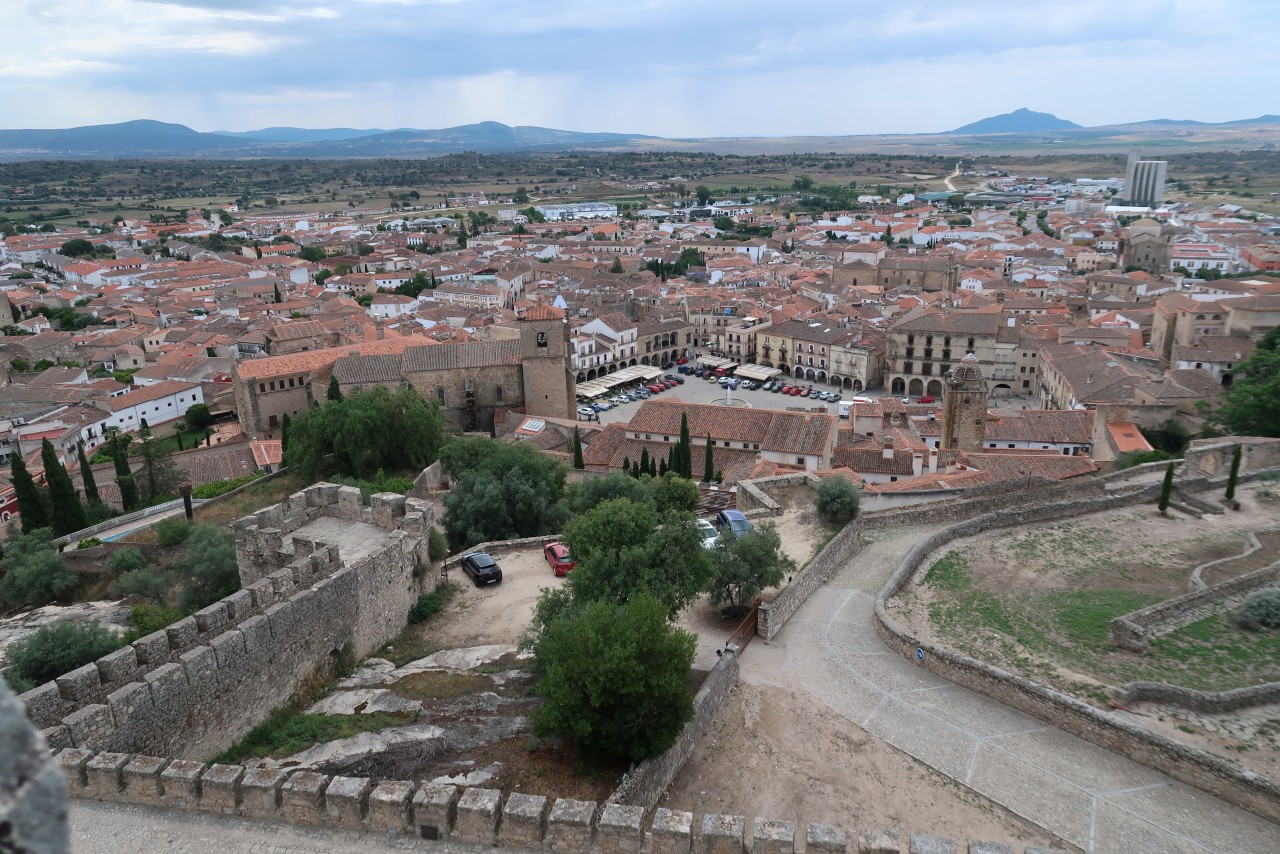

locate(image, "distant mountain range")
[[1, 113, 1279, 160], [949, 108, 1082, 134]]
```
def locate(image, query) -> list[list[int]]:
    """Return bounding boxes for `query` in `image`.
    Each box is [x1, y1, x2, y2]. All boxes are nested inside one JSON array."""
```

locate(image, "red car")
[[647, 384, 663, 393], [676, 357, 689, 364], [543, 541, 575, 576], [917, 396, 936, 404], [789, 386, 804, 395]]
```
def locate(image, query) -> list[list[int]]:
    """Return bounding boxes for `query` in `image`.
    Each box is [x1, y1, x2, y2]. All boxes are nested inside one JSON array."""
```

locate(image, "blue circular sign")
[[915, 647, 926, 663]]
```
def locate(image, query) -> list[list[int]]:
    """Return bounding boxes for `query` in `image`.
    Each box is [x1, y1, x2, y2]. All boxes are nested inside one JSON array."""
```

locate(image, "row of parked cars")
[[459, 510, 755, 587], [576, 374, 687, 418]]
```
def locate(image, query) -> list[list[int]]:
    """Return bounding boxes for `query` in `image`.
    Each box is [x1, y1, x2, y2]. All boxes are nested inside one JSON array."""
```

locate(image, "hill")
[[949, 108, 1082, 134]]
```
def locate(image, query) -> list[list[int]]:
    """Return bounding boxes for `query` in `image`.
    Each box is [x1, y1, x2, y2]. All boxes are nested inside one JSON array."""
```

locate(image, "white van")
[[838, 397, 872, 418]]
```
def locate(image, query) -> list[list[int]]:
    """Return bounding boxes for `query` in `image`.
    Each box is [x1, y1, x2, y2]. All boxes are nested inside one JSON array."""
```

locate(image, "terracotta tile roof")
[[1107, 422, 1153, 454], [401, 340, 521, 371], [232, 334, 436, 380], [103, 380, 201, 413], [625, 399, 835, 456]]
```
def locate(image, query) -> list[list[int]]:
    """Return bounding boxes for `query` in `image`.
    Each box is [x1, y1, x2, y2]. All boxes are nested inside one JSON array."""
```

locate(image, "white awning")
[[576, 382, 610, 398], [698, 355, 732, 369], [735, 364, 780, 382]]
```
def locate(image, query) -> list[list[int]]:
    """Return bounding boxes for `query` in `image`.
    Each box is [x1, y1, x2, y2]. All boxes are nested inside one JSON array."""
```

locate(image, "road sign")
[[915, 647, 926, 663]]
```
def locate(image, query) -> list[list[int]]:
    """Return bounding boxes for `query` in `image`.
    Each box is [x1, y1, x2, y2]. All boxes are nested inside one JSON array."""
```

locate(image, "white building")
[[533, 203, 618, 222], [102, 381, 205, 433]]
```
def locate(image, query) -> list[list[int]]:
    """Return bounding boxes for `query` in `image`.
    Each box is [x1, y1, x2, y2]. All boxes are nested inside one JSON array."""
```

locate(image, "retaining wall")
[[21, 483, 434, 763], [759, 521, 863, 641], [608, 646, 741, 812], [872, 477, 1280, 825], [52, 747, 1066, 854], [1109, 559, 1280, 653]]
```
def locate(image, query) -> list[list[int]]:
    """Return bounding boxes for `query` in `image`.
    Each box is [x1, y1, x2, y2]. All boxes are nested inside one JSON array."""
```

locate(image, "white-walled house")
[[102, 381, 205, 432]]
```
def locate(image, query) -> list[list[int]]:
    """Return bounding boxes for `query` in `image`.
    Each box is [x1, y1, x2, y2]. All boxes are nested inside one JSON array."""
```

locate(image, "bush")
[[191, 471, 261, 499], [173, 523, 239, 613], [105, 547, 147, 575], [154, 516, 192, 546], [1237, 587, 1280, 630], [532, 594, 695, 763], [76, 537, 102, 549], [0, 526, 76, 607], [652, 473, 699, 514], [123, 604, 182, 640], [407, 581, 457, 625], [427, 527, 449, 561], [815, 475, 861, 522], [4, 620, 125, 692], [1116, 449, 1175, 470], [108, 565, 172, 603]]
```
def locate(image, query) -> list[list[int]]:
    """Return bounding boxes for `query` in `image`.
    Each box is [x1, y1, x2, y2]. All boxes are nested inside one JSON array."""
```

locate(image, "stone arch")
[[641, 355, 651, 365], [908, 378, 924, 396], [992, 382, 1012, 399], [586, 368, 597, 380], [852, 379, 864, 392], [805, 368, 816, 381], [781, 365, 792, 376], [891, 377, 906, 394], [577, 372, 586, 383], [608, 364, 617, 374], [629, 358, 637, 367], [817, 370, 828, 384], [926, 379, 943, 397]]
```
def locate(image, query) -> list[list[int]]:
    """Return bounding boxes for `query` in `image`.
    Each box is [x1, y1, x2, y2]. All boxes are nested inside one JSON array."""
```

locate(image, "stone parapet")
[[545, 797, 597, 852], [453, 786, 503, 843]]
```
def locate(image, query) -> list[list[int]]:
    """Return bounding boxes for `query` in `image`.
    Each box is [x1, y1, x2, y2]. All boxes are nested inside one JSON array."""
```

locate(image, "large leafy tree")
[[41, 439, 87, 536], [562, 498, 710, 617], [561, 470, 654, 516], [9, 452, 49, 533], [705, 523, 795, 613], [286, 386, 443, 480], [1209, 327, 1280, 437], [441, 438, 568, 547], [132, 436, 183, 506], [532, 594, 695, 763]]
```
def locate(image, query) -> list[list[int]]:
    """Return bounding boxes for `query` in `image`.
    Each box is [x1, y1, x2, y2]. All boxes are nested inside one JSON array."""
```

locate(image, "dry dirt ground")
[[661, 682, 1060, 849]]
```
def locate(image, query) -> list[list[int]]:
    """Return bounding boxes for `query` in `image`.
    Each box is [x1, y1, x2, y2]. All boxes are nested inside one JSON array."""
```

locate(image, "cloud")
[[2, 0, 1277, 135]]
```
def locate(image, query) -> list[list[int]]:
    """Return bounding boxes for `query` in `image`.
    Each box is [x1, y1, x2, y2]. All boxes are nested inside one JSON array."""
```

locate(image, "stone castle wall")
[[20, 483, 434, 763], [53, 745, 1067, 854]]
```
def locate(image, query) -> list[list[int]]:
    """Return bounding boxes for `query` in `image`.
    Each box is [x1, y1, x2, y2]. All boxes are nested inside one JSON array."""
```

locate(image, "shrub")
[[1116, 449, 1174, 470], [0, 526, 76, 607], [407, 582, 457, 625], [4, 620, 125, 692], [105, 547, 147, 575], [154, 516, 192, 547], [123, 604, 182, 640], [652, 472, 699, 514], [76, 537, 102, 549], [427, 527, 449, 561], [191, 471, 261, 499], [1237, 587, 1280, 630], [815, 475, 861, 522], [108, 565, 173, 603], [173, 523, 239, 613]]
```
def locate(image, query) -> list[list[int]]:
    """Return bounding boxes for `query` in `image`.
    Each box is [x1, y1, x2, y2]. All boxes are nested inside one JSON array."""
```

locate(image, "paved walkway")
[[743, 523, 1280, 854]]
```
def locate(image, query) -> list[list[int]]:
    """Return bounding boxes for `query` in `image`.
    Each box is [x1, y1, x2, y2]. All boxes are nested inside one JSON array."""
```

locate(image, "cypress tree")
[[659, 457, 668, 476], [112, 433, 140, 512], [10, 451, 50, 533], [572, 427, 585, 470], [648, 453, 657, 478], [639, 448, 650, 479], [1158, 461, 1175, 515], [678, 413, 692, 478], [1225, 443, 1242, 502], [703, 434, 715, 483], [281, 413, 292, 457], [42, 439, 88, 536], [273, 283, 282, 303], [327, 375, 343, 402], [77, 443, 100, 506], [621, 456, 630, 477], [139, 418, 150, 439]]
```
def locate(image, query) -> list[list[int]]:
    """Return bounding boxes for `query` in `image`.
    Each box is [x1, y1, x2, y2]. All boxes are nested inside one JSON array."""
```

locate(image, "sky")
[[2, 0, 1278, 136]]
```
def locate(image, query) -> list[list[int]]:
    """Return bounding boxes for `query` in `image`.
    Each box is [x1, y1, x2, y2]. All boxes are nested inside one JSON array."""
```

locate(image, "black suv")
[[460, 551, 503, 586]]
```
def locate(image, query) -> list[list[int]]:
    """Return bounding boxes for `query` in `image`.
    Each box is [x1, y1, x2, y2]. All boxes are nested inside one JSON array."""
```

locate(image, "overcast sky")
[[2, 0, 1276, 135]]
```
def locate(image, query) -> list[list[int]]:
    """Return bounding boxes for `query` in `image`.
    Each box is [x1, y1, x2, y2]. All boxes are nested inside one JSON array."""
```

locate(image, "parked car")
[[714, 509, 753, 540], [543, 541, 575, 576], [917, 395, 936, 404], [771, 383, 784, 392], [460, 552, 503, 586], [789, 387, 804, 396], [576, 406, 595, 417], [647, 384, 663, 393], [635, 389, 651, 398], [672, 376, 685, 384], [661, 362, 673, 370], [676, 357, 689, 364], [678, 365, 691, 374], [696, 518, 720, 549]]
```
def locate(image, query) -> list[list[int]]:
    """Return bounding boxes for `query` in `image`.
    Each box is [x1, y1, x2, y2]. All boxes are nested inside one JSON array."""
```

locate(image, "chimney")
[[945, 455, 958, 474], [912, 452, 924, 477], [881, 434, 895, 460], [928, 446, 939, 474]]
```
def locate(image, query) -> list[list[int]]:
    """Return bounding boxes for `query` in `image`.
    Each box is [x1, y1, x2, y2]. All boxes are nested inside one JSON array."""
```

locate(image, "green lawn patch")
[[393, 671, 490, 701]]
